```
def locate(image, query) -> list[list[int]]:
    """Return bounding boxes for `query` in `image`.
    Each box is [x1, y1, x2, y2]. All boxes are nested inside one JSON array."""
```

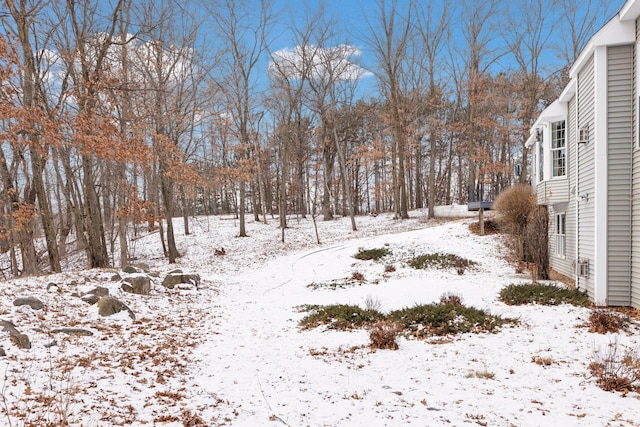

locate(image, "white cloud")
[[269, 44, 372, 83]]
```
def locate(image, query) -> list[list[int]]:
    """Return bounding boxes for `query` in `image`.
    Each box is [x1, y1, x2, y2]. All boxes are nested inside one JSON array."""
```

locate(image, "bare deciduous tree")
[[364, 0, 413, 219]]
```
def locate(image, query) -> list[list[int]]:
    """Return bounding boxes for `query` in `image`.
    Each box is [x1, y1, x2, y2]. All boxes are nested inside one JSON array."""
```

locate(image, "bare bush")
[[493, 184, 535, 262], [590, 340, 640, 393], [587, 309, 629, 334], [525, 206, 549, 281], [439, 292, 463, 306], [351, 271, 365, 283], [364, 295, 382, 312], [368, 321, 401, 350]]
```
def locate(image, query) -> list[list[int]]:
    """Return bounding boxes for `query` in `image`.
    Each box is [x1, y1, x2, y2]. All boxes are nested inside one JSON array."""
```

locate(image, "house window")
[[555, 212, 566, 257], [551, 120, 566, 177], [538, 140, 544, 181]]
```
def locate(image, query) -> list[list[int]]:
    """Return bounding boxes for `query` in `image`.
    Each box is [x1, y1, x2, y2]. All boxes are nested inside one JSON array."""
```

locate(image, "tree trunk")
[[279, 135, 288, 241], [9, 1, 61, 273], [180, 185, 190, 236], [160, 168, 179, 263], [321, 130, 335, 220], [239, 181, 247, 237], [31, 149, 61, 272], [428, 126, 437, 219], [82, 156, 109, 268], [118, 180, 128, 270], [333, 123, 357, 231]]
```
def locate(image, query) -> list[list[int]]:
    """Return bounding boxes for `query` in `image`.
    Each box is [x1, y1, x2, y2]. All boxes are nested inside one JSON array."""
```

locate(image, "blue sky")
[[265, 0, 627, 97]]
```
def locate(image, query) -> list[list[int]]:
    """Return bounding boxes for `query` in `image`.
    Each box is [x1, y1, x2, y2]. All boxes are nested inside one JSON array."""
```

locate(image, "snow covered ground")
[[1, 206, 639, 426]]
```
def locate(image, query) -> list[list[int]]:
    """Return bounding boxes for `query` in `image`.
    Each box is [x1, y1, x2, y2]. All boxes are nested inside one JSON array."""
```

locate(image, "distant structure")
[[467, 184, 494, 235]]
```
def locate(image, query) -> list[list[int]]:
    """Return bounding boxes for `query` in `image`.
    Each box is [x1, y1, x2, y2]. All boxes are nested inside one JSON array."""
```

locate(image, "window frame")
[[551, 120, 566, 178], [555, 212, 566, 258], [538, 139, 544, 182]]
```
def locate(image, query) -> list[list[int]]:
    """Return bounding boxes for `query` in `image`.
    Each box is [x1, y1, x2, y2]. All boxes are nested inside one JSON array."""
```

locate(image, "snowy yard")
[[1, 207, 639, 426]]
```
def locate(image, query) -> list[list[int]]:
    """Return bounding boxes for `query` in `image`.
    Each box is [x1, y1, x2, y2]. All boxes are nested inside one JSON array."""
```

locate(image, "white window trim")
[[538, 139, 544, 183], [555, 212, 566, 259], [551, 120, 567, 178]]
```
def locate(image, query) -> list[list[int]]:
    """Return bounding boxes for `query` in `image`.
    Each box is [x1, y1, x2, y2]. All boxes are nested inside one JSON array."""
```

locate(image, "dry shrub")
[[589, 340, 640, 393], [384, 264, 396, 273], [351, 271, 365, 282], [439, 292, 463, 306], [493, 184, 534, 233], [531, 355, 554, 366], [525, 206, 549, 280], [493, 184, 535, 262], [368, 321, 401, 350], [587, 309, 629, 334], [364, 295, 382, 312]]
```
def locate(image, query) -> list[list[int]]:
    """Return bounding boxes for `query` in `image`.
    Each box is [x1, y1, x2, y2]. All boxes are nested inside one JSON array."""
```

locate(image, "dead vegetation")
[[590, 340, 640, 394], [585, 309, 630, 334], [368, 321, 401, 350]]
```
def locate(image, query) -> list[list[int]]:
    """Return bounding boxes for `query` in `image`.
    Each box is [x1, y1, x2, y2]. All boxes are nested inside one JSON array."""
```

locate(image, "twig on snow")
[[257, 374, 290, 426]]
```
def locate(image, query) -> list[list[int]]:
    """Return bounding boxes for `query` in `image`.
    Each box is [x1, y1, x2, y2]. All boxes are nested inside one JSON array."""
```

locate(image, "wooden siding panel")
[[607, 45, 633, 306]]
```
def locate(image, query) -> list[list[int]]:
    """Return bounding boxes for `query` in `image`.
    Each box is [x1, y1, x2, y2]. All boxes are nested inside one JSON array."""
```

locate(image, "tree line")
[[0, 0, 615, 275]]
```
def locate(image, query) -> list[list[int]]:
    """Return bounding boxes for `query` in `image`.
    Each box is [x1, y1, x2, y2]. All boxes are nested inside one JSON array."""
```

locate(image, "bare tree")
[[502, 0, 556, 185], [2, 0, 62, 274], [555, 0, 619, 69], [364, 0, 413, 219], [49, 0, 130, 269], [208, 0, 274, 238], [415, 1, 450, 218], [455, 0, 506, 203]]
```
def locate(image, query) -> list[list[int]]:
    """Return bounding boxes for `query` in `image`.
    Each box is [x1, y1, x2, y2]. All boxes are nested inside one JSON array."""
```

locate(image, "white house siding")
[[548, 97, 577, 279], [567, 97, 577, 276], [577, 55, 596, 299], [536, 179, 570, 205], [632, 16, 640, 308], [607, 44, 634, 306]]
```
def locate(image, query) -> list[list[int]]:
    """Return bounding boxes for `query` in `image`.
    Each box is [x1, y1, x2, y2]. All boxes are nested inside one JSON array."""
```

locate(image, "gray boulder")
[[80, 286, 109, 305], [121, 275, 151, 295], [96, 297, 135, 320], [122, 265, 140, 274], [86, 286, 110, 297], [13, 297, 44, 310], [162, 273, 200, 289], [0, 319, 19, 336], [81, 294, 100, 305], [11, 334, 30, 349], [134, 262, 150, 272], [0, 320, 30, 350]]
